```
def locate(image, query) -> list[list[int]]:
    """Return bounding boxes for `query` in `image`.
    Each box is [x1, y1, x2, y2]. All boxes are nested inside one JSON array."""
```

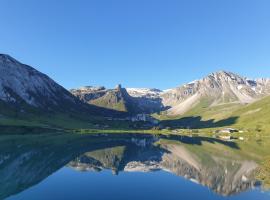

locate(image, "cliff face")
[[71, 85, 134, 112], [71, 85, 164, 114]]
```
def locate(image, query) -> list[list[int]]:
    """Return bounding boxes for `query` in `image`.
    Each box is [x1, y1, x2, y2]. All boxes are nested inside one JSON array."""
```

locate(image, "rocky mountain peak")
[[2, 54, 268, 118], [115, 84, 122, 91], [71, 86, 106, 94], [0, 54, 21, 65], [207, 71, 245, 83], [256, 78, 270, 84], [0, 54, 80, 111], [161, 70, 270, 115]]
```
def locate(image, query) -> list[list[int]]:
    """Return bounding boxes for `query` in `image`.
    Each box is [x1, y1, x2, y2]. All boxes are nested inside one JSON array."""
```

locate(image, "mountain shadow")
[[160, 116, 239, 129], [158, 134, 239, 149]]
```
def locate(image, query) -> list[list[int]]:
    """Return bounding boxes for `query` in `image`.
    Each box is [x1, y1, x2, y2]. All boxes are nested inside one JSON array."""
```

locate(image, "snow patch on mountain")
[[126, 88, 163, 98]]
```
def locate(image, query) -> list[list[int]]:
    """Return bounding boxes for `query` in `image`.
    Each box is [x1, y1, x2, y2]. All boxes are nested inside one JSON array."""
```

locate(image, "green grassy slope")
[[1, 91, 269, 133], [157, 97, 243, 121], [0, 92, 133, 131], [89, 88, 141, 114], [91, 91, 129, 112], [232, 95, 270, 131], [181, 98, 243, 121], [156, 95, 270, 131]]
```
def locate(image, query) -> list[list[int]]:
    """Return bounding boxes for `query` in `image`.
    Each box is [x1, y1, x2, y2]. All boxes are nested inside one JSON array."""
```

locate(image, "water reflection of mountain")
[[0, 134, 261, 199], [68, 137, 259, 196], [160, 144, 258, 196], [0, 134, 156, 199]]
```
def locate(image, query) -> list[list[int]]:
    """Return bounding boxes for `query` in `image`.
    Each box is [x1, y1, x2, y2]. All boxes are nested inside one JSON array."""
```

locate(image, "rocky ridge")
[[1, 54, 270, 118], [0, 54, 75, 110], [70, 85, 164, 114], [71, 71, 270, 116]]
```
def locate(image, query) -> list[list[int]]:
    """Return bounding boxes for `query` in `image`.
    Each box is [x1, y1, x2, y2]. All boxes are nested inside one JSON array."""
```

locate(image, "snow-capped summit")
[[70, 86, 106, 94], [126, 88, 163, 98]]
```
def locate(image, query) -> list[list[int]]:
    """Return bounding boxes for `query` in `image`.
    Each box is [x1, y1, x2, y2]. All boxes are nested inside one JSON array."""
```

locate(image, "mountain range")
[[70, 85, 164, 114], [0, 54, 129, 129], [0, 54, 270, 130], [71, 71, 270, 116]]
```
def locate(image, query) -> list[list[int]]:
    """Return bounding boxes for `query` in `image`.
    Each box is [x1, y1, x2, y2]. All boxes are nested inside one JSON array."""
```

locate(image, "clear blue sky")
[[1, 0, 270, 90]]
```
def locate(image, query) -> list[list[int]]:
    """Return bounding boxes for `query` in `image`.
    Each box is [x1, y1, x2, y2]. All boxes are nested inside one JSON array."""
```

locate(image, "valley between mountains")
[[1, 54, 270, 135]]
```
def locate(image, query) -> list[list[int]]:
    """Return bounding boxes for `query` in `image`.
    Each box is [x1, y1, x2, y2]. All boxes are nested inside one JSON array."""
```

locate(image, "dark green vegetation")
[[0, 89, 131, 127]]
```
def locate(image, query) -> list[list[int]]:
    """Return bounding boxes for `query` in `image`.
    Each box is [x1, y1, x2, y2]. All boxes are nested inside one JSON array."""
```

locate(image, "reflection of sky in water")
[[7, 168, 270, 200]]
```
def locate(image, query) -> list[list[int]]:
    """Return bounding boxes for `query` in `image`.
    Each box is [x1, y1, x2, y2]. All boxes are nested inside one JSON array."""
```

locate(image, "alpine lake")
[[1, 132, 269, 200]]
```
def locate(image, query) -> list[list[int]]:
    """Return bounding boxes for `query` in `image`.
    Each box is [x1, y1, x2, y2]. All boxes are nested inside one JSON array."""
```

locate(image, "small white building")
[[130, 114, 159, 125], [131, 114, 147, 122], [238, 137, 244, 141], [218, 135, 232, 140], [219, 128, 238, 134]]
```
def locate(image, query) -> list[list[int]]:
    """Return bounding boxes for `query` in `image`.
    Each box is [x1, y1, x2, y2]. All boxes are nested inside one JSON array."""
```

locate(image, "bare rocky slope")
[[0, 54, 80, 111], [162, 71, 270, 115], [71, 71, 270, 116], [0, 54, 123, 121]]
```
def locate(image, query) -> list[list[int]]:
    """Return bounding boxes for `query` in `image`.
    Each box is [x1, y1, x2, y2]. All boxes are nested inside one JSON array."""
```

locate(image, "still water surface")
[[1, 133, 269, 200]]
